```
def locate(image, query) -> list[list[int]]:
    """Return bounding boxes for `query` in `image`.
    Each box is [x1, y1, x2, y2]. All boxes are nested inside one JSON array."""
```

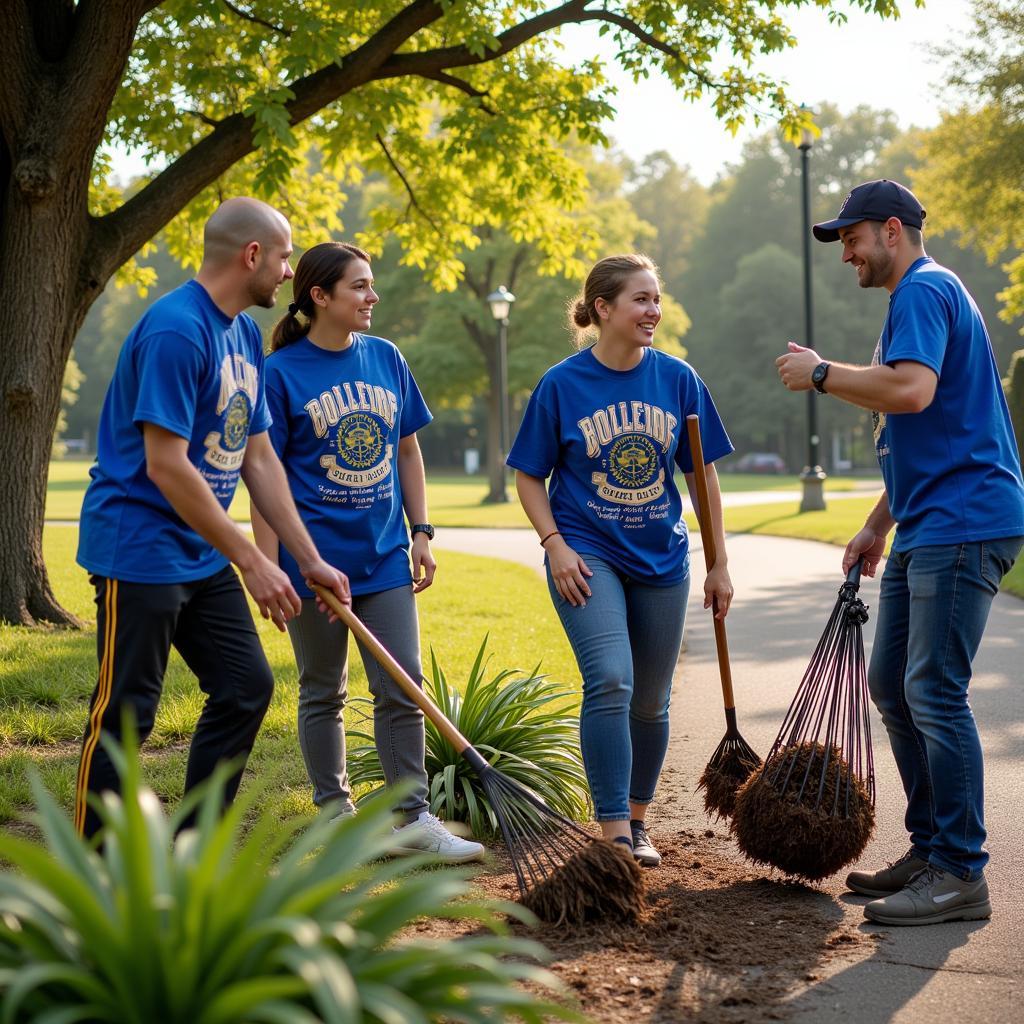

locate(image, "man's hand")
[[776, 341, 821, 391], [240, 555, 303, 631], [411, 533, 436, 593], [843, 528, 887, 577], [304, 559, 352, 621]]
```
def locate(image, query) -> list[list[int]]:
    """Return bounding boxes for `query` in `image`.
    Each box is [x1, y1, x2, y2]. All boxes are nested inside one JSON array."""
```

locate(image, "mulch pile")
[[409, 825, 879, 1023]]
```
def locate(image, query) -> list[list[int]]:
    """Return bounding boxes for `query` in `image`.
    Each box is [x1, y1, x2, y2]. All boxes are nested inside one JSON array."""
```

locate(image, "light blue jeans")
[[547, 555, 689, 821], [287, 585, 429, 823], [867, 537, 1022, 880]]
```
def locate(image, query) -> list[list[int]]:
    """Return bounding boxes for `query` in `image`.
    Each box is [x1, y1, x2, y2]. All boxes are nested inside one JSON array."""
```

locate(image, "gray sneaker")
[[630, 821, 662, 868], [864, 865, 991, 926], [846, 848, 928, 897]]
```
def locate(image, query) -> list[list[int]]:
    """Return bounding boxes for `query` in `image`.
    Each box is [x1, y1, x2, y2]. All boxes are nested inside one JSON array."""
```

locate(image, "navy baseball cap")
[[813, 179, 926, 242]]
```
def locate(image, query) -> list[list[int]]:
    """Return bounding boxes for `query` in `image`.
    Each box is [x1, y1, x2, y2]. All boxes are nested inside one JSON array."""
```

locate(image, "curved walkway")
[[435, 527, 1023, 1024]]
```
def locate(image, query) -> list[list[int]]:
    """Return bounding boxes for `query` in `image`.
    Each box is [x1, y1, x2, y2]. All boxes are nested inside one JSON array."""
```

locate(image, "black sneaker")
[[630, 820, 661, 868]]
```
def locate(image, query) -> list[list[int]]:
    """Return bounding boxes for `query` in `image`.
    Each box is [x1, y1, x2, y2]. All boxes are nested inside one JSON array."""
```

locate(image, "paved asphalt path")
[[434, 527, 1023, 1024]]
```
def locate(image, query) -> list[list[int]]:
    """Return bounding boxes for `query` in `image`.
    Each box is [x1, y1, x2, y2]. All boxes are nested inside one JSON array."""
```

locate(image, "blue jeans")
[[868, 537, 1022, 880], [547, 556, 689, 821]]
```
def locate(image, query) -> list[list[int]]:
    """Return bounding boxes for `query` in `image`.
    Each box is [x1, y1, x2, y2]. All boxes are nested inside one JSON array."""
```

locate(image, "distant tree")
[[622, 152, 709, 300], [913, 0, 1024, 333], [681, 105, 904, 467], [0, 0, 905, 624]]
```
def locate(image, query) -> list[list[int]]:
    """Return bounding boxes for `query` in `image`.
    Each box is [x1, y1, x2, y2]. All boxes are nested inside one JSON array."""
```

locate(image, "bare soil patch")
[[412, 823, 879, 1022]]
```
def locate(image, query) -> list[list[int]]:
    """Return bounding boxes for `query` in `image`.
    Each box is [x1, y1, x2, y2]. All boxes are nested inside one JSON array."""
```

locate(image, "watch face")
[[812, 364, 827, 384]]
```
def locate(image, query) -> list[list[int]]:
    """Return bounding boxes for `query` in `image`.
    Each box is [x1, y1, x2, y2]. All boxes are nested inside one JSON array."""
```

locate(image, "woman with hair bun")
[[252, 242, 483, 862], [507, 253, 734, 868]]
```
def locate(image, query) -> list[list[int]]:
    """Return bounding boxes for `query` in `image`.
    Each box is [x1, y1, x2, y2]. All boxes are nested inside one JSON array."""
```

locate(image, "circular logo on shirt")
[[608, 434, 657, 488], [222, 391, 252, 451], [335, 413, 384, 469]]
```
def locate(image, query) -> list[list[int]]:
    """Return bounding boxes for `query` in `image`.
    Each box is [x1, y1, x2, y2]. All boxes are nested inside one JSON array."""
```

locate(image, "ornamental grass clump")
[[0, 731, 580, 1024], [349, 638, 590, 836]]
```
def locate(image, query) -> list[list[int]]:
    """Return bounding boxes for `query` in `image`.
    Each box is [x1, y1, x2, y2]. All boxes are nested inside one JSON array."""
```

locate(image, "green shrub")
[[0, 734, 582, 1024], [348, 640, 590, 836]]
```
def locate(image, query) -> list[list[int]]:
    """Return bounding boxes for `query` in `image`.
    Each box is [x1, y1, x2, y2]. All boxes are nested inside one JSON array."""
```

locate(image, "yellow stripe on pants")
[[74, 579, 118, 835]]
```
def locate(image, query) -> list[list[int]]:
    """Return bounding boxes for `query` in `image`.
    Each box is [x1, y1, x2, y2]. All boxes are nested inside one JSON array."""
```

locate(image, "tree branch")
[[375, 132, 441, 234], [418, 71, 496, 115], [372, 0, 588, 79], [221, 0, 291, 38]]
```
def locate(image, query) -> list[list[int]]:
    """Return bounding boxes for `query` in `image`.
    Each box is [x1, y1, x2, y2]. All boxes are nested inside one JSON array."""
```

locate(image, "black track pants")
[[74, 566, 275, 839]]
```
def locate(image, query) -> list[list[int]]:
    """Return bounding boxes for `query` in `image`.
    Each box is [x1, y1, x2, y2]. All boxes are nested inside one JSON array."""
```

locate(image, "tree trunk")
[[0, 186, 93, 625]]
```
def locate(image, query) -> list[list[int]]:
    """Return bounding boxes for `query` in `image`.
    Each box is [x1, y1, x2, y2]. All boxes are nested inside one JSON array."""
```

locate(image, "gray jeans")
[[286, 585, 428, 822]]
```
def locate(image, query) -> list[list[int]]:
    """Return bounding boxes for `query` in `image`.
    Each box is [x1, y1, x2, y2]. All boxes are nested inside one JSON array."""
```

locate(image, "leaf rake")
[[686, 414, 761, 819], [313, 585, 645, 926]]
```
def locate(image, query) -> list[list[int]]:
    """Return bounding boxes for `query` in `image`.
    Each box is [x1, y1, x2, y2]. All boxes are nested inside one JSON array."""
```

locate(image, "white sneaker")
[[391, 811, 485, 863]]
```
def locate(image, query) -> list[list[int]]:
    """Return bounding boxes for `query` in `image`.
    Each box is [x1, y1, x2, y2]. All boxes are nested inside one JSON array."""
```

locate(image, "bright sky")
[[557, 0, 975, 184], [111, 1, 974, 186]]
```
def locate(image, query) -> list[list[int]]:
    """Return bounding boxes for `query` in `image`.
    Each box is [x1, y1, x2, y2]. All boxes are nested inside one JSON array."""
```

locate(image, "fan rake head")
[[730, 566, 875, 882], [732, 741, 874, 882], [477, 762, 645, 926], [698, 709, 761, 820]]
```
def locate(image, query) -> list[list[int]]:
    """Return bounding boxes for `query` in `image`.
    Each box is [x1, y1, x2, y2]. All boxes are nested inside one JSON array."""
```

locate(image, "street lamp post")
[[798, 124, 827, 513], [486, 285, 516, 503]]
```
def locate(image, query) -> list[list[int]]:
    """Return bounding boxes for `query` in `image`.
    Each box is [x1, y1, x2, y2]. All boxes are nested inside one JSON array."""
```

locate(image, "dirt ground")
[[412, 766, 881, 1023]]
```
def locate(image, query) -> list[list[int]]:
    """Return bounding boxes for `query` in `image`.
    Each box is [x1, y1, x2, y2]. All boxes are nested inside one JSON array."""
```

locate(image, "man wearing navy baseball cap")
[[777, 179, 1024, 926]]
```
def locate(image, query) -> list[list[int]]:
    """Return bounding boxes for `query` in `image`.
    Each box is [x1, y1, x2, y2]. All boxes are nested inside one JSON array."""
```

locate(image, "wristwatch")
[[410, 523, 435, 540], [811, 361, 831, 394]]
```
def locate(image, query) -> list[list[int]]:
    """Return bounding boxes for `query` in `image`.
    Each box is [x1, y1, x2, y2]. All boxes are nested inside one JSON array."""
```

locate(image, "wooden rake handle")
[[685, 414, 737, 711], [312, 584, 473, 755]]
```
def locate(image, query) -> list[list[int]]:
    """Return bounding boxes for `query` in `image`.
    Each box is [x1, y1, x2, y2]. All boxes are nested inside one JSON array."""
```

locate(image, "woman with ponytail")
[[507, 254, 734, 868], [252, 242, 483, 862]]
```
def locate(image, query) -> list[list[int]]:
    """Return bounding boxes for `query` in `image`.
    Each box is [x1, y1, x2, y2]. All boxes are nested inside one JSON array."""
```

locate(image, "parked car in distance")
[[735, 452, 787, 474]]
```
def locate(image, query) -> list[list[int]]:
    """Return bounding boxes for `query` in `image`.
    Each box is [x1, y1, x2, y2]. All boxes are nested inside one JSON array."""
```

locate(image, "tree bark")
[[0, 0, 142, 625], [0, 176, 94, 626]]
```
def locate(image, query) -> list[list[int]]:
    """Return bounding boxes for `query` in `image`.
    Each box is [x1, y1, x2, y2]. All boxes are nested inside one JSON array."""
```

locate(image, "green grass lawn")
[[0, 525, 577, 827], [46, 458, 873, 526], [710, 496, 1024, 599]]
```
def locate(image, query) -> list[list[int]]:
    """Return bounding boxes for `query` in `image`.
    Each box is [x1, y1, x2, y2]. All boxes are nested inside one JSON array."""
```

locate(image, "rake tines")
[[472, 755, 645, 926], [731, 562, 876, 881], [697, 708, 761, 819]]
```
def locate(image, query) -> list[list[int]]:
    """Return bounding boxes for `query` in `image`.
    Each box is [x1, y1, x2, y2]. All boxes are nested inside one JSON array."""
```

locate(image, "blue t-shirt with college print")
[[507, 346, 732, 583], [264, 334, 431, 597], [872, 257, 1024, 552], [78, 279, 271, 583]]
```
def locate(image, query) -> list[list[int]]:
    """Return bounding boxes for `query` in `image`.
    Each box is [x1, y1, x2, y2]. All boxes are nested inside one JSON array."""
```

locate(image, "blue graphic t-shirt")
[[264, 334, 431, 597], [78, 280, 271, 583], [872, 257, 1024, 552], [507, 347, 732, 583]]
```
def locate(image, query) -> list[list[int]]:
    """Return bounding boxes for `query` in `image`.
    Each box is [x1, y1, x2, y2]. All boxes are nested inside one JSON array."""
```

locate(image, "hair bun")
[[572, 300, 592, 329]]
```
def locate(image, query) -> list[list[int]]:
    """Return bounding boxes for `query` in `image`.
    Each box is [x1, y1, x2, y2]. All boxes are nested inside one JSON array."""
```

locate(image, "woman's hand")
[[411, 533, 436, 592], [547, 537, 594, 607], [704, 563, 733, 620]]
